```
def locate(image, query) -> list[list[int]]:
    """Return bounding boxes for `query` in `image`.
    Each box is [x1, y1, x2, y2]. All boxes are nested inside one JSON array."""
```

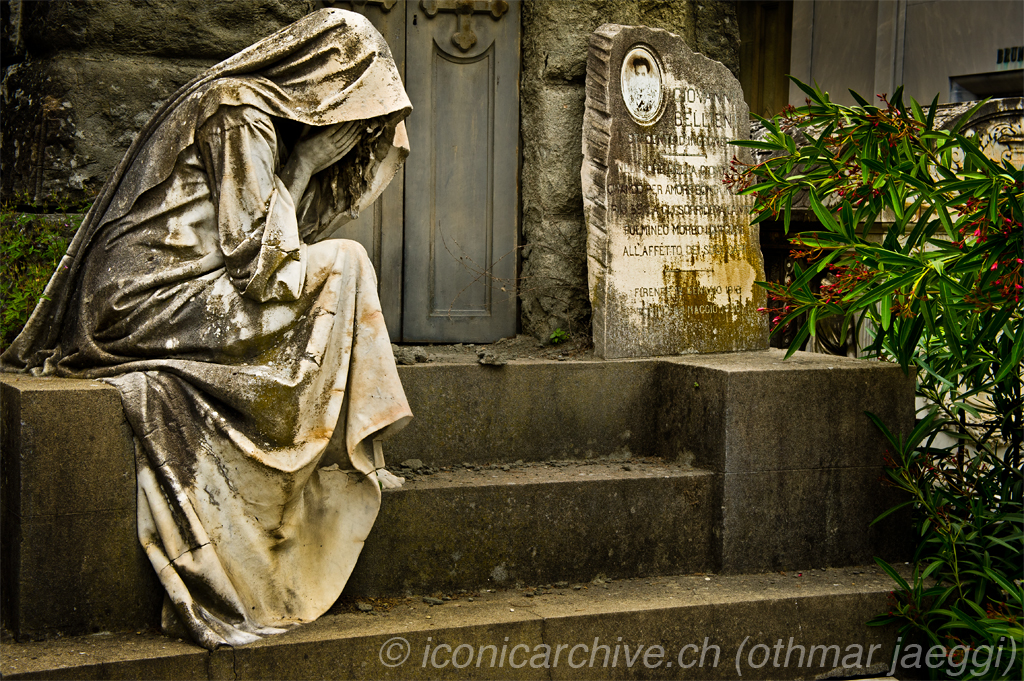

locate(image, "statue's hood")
[[2, 8, 411, 372]]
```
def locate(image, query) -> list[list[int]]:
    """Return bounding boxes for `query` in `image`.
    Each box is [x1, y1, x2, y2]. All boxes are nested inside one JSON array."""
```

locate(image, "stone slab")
[[19, 1, 310, 59], [1, 567, 907, 680], [383, 361, 661, 467], [0, 376, 161, 639], [652, 350, 916, 572], [345, 462, 716, 597], [582, 24, 768, 358], [720, 467, 909, 573], [1, 55, 208, 205], [655, 350, 917, 472]]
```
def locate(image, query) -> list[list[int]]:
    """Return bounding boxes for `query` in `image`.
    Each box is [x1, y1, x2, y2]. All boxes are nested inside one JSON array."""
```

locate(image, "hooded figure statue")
[[1, 9, 413, 649]]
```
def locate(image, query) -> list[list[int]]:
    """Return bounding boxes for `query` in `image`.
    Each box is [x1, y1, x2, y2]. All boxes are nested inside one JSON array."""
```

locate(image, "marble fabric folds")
[[1, 9, 412, 649]]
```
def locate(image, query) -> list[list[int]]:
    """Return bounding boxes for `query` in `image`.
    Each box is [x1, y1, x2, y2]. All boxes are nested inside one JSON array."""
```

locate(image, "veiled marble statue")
[[1, 9, 413, 649]]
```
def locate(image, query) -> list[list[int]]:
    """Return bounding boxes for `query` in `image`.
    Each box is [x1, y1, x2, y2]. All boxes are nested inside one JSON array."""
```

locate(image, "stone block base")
[[1, 350, 914, 637], [1, 376, 161, 639]]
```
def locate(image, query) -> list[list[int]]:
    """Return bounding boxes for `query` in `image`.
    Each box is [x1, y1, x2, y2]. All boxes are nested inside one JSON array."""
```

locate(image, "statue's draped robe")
[[1, 10, 412, 649]]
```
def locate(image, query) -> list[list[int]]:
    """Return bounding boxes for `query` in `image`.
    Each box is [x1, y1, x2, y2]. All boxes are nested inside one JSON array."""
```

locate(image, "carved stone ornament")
[[420, 0, 509, 52], [1, 9, 414, 650]]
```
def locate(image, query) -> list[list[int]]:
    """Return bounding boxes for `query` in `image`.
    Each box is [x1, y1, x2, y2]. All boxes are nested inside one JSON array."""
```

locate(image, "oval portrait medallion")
[[620, 45, 664, 125]]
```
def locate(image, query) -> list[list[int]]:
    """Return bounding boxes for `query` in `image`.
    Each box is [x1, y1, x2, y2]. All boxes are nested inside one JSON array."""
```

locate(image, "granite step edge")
[[1, 565, 907, 681]]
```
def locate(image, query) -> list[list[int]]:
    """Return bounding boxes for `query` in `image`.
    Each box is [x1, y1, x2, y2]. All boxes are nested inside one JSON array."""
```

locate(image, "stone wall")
[[519, 0, 739, 341], [0, 0, 316, 207]]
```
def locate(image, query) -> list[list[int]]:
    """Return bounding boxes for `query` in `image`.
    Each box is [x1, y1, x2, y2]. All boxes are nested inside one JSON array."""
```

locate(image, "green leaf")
[[783, 323, 812, 359], [871, 499, 915, 526], [874, 557, 912, 593], [880, 293, 892, 331], [790, 76, 826, 105], [950, 99, 990, 135], [850, 89, 871, 107], [865, 411, 899, 446], [994, 325, 1024, 383], [887, 183, 905, 221], [925, 93, 939, 129], [729, 139, 785, 150], [808, 190, 841, 234]]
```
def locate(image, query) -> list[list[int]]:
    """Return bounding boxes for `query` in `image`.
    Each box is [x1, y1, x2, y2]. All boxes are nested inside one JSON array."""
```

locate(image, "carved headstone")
[[582, 24, 768, 359]]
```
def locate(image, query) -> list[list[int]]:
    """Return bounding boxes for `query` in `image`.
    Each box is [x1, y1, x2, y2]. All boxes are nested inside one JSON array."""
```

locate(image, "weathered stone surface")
[[519, 1, 740, 342], [583, 23, 768, 358], [720, 467, 907, 573], [384, 361, 660, 467], [519, 214, 591, 340], [345, 464, 715, 596], [1, 572, 905, 680], [1, 56, 208, 205], [948, 96, 1024, 169], [0, 376, 161, 639], [4, 0, 744, 343], [693, 0, 741, 79], [2, 11, 416, 651], [20, 0, 315, 59], [654, 350, 916, 572], [1, 351, 914, 637]]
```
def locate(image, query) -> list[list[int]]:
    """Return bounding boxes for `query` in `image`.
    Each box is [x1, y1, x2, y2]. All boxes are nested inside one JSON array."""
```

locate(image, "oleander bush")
[[728, 79, 1022, 680]]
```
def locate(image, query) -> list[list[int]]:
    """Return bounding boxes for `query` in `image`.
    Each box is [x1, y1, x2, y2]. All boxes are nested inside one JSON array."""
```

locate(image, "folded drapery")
[[1, 9, 413, 649]]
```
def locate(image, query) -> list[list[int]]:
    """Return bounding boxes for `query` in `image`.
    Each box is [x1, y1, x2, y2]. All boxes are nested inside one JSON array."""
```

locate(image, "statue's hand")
[[292, 120, 362, 175]]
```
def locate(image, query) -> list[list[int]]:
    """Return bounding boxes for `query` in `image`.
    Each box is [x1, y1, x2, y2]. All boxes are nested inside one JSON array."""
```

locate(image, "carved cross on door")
[[420, 0, 509, 52]]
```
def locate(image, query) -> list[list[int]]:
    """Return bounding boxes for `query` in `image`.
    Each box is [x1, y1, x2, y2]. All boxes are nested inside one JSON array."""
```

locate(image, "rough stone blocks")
[[1, 376, 161, 639]]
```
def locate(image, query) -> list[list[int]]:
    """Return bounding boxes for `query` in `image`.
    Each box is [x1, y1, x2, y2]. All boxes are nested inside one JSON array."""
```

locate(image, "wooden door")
[[325, 0, 520, 343], [402, 0, 520, 343]]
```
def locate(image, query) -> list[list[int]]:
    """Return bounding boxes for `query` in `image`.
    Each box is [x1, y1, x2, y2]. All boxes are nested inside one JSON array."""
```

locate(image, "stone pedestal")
[[0, 376, 161, 639], [1, 352, 913, 637]]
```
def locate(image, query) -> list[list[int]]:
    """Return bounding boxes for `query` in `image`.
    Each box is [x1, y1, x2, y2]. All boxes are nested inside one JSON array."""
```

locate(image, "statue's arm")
[[196, 106, 304, 303]]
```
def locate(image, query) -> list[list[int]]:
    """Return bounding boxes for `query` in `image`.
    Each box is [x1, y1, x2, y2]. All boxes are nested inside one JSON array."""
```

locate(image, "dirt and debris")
[[392, 334, 596, 366], [387, 454, 683, 484], [327, 564, 900, 618]]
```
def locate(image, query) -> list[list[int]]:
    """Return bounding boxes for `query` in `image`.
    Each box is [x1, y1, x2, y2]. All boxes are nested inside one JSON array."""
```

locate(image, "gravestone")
[[582, 24, 769, 359]]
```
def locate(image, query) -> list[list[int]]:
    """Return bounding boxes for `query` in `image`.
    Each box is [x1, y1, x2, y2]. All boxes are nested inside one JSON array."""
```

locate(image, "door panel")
[[322, 0, 519, 342], [402, 1, 520, 342], [321, 0, 407, 339]]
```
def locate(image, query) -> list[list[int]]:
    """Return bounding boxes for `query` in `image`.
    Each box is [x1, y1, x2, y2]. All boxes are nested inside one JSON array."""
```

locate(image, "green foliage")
[[729, 79, 1022, 679], [869, 413, 1022, 679], [1, 202, 83, 353], [549, 327, 568, 345]]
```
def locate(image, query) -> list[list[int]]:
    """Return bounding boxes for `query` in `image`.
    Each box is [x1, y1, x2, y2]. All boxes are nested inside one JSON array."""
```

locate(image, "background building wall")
[[1, 0, 315, 206], [789, 0, 1023, 107]]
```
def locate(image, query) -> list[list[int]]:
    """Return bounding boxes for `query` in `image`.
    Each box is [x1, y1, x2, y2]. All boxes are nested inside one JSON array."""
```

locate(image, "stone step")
[[344, 459, 716, 597], [2, 350, 915, 640], [0, 567, 904, 681]]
